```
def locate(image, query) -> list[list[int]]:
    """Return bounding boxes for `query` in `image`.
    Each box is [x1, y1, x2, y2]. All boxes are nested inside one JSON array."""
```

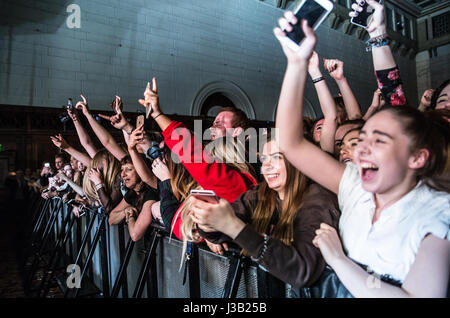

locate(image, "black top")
[[124, 183, 159, 212]]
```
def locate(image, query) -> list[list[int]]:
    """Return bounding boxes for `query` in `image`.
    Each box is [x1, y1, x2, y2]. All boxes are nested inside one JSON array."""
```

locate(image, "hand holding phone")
[[283, 0, 334, 51], [190, 190, 219, 204], [350, 0, 382, 29], [136, 115, 145, 128]]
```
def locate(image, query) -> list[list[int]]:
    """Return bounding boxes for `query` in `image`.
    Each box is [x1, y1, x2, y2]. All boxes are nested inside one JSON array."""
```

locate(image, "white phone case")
[[283, 0, 334, 52]]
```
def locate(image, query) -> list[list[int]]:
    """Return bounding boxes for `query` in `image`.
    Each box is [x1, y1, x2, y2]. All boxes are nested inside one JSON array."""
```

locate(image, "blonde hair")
[[82, 149, 121, 204], [173, 137, 255, 269]]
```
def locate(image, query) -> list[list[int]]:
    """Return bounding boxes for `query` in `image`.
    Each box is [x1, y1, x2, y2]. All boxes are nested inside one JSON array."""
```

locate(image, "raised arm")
[[67, 108, 99, 158], [127, 125, 157, 188], [56, 171, 85, 197], [274, 15, 345, 194], [350, 1, 396, 71], [324, 58, 362, 119], [363, 88, 384, 120], [308, 51, 338, 153], [138, 78, 172, 131], [97, 96, 136, 147], [75, 95, 127, 160], [351, 1, 406, 107], [138, 78, 255, 200], [50, 134, 91, 167]]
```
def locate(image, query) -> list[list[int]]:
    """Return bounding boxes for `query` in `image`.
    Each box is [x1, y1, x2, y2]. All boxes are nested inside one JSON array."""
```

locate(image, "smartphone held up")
[[350, 0, 382, 29], [282, 0, 334, 51], [136, 114, 145, 128]]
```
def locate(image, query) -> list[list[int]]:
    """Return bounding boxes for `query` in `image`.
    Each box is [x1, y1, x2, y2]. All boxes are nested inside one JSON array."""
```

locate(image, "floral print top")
[[375, 67, 407, 107]]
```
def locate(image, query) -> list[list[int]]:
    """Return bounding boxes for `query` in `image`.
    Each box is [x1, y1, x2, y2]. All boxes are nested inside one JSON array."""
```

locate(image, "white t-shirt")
[[338, 163, 450, 283]]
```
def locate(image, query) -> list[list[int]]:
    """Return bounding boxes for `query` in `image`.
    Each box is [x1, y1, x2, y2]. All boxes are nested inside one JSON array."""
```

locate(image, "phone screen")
[[286, 0, 327, 45]]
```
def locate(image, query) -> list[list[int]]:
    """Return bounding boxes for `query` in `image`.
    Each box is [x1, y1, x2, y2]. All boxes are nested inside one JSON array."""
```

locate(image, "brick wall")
[[0, 0, 418, 120]]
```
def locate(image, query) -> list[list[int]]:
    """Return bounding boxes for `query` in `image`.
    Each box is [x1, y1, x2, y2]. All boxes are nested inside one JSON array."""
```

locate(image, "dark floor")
[[0, 186, 27, 297]]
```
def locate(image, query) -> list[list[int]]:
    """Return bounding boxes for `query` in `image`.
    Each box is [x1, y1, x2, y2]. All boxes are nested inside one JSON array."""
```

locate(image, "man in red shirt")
[[209, 107, 249, 141]]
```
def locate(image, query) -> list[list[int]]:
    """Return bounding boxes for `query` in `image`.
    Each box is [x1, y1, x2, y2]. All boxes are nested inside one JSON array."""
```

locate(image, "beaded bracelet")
[[251, 234, 269, 263], [95, 183, 104, 190], [366, 34, 390, 52]]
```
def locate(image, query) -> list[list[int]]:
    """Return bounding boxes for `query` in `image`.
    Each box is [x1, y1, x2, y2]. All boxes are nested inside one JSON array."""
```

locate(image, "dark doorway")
[[200, 93, 236, 117]]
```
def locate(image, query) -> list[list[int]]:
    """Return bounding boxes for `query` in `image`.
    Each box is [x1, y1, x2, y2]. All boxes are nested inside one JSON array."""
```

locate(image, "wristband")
[[152, 113, 162, 120], [312, 76, 325, 84], [95, 183, 104, 190], [366, 34, 390, 52]]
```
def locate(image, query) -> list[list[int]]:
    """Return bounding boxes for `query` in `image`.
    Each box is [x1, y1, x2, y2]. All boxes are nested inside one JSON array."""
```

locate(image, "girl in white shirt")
[[273, 0, 449, 297]]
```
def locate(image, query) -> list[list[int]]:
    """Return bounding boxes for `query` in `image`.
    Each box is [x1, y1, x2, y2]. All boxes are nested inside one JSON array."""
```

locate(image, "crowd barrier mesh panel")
[[198, 249, 259, 298], [156, 236, 190, 298]]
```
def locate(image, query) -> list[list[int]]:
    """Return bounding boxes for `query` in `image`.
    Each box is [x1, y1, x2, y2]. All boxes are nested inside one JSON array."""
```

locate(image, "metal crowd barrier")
[[22, 193, 296, 298]]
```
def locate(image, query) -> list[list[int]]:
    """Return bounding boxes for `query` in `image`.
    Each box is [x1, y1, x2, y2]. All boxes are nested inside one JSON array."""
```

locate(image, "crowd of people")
[[27, 1, 449, 297]]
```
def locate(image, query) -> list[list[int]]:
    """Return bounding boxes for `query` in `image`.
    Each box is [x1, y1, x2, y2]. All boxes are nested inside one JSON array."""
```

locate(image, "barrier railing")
[[22, 193, 295, 298]]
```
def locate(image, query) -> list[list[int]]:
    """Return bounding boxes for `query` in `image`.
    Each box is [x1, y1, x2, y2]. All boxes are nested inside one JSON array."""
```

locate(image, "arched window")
[[200, 93, 235, 117], [191, 81, 255, 119]]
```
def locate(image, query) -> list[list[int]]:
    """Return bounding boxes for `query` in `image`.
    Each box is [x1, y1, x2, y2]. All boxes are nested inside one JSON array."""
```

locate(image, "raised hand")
[[151, 158, 170, 181], [67, 108, 79, 122], [350, 0, 386, 37], [128, 124, 145, 150], [419, 89, 434, 111], [75, 94, 90, 116], [112, 95, 123, 115], [308, 51, 322, 78], [50, 134, 69, 150], [56, 171, 68, 181], [88, 167, 102, 185], [138, 77, 161, 119], [324, 58, 345, 81], [273, 12, 317, 63], [98, 113, 129, 130]]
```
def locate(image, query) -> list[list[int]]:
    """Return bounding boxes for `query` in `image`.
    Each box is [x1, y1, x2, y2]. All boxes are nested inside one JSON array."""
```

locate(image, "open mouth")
[[360, 162, 379, 182], [265, 173, 279, 181]]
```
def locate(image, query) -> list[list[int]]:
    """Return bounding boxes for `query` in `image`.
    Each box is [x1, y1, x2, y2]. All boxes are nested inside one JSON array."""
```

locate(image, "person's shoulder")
[[295, 182, 340, 226], [142, 184, 160, 201], [304, 182, 338, 206], [414, 184, 450, 211]]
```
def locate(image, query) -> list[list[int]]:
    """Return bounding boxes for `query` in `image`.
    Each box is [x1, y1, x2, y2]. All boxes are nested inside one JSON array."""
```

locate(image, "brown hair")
[[380, 106, 450, 192], [247, 133, 311, 248], [217, 107, 250, 131]]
